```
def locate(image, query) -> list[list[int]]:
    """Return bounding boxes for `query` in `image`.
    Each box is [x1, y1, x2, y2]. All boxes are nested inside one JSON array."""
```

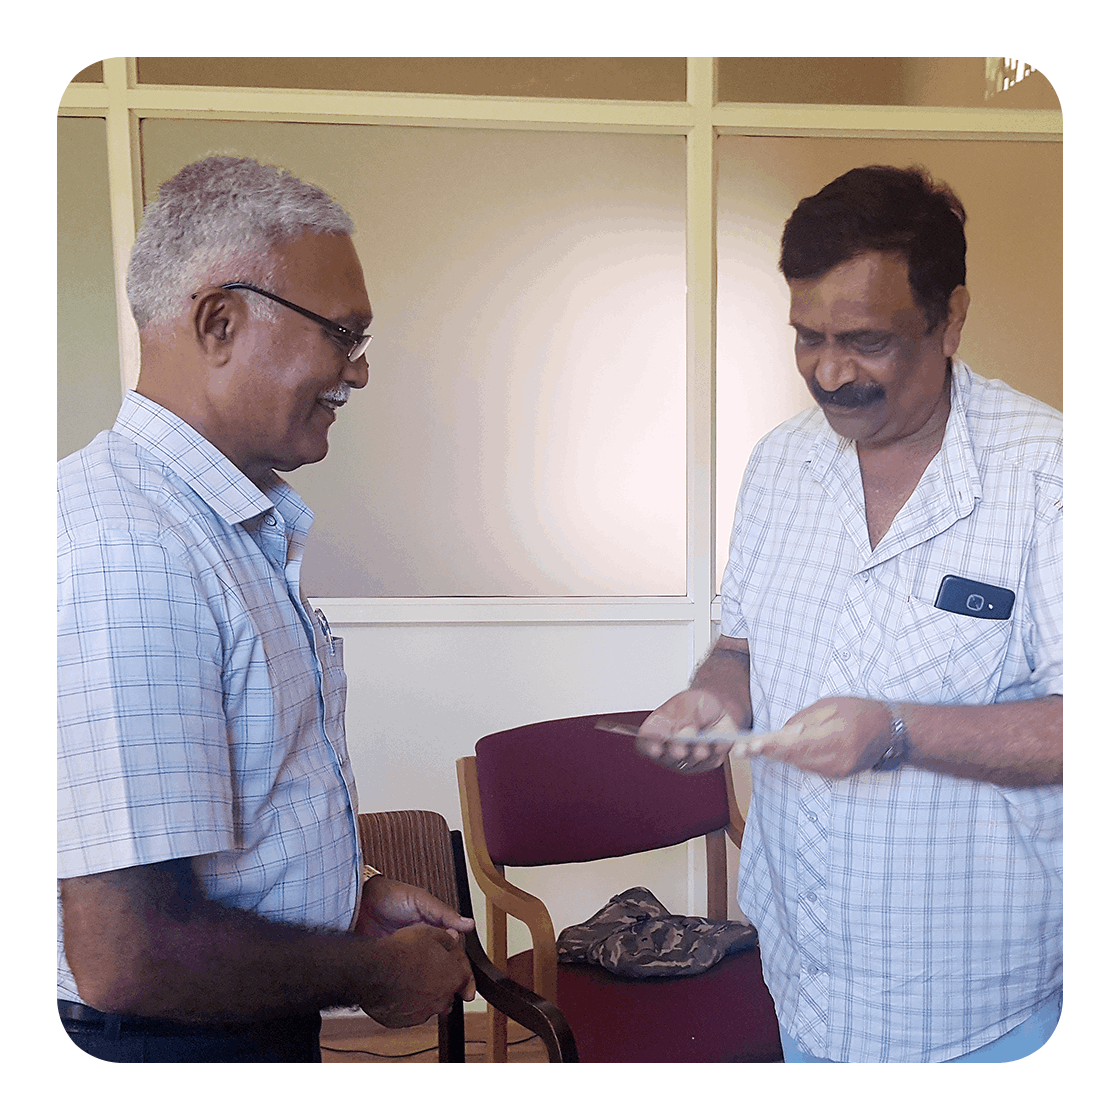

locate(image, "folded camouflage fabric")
[[556, 886, 758, 978]]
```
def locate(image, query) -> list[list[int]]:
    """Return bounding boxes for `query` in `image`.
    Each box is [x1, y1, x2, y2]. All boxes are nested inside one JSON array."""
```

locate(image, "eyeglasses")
[[218, 282, 372, 362]]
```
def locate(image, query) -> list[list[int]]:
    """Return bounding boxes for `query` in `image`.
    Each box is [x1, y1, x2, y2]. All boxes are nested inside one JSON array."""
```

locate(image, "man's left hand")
[[355, 876, 476, 941], [746, 696, 892, 779]]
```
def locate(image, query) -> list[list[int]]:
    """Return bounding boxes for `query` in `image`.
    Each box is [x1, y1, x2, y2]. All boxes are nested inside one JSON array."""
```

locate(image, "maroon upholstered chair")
[[456, 712, 783, 1062]]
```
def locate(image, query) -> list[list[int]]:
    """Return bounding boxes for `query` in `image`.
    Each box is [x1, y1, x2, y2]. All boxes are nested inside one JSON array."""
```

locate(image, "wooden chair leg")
[[486, 899, 509, 1062], [487, 1001, 508, 1063]]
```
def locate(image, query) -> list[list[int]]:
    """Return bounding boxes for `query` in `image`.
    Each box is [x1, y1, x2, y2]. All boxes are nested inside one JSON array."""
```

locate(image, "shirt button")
[[264, 515, 277, 527], [805, 892, 817, 902], [839, 650, 850, 661]]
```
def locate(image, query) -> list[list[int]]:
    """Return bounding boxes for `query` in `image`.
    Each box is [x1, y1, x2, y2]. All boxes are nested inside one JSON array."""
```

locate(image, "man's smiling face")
[[788, 250, 967, 449], [213, 231, 373, 483]]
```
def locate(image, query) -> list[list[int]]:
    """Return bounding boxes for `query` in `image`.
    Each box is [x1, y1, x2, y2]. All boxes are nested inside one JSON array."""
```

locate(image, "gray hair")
[[126, 155, 354, 330]]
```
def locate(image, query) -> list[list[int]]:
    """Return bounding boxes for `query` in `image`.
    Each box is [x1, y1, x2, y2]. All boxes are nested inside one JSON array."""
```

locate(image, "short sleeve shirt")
[[720, 360, 1062, 1062], [57, 392, 362, 1002]]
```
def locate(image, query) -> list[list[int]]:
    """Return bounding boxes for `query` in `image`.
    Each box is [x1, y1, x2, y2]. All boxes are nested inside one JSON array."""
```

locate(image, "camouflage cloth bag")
[[556, 886, 758, 978]]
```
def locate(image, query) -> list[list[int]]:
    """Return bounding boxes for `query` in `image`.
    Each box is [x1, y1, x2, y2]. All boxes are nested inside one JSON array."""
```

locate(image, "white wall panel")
[[334, 617, 712, 946]]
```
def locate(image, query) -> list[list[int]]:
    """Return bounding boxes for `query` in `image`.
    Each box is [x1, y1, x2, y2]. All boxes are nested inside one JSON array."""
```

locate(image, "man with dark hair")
[[58, 156, 475, 1062], [780, 165, 967, 331], [637, 165, 1062, 1063]]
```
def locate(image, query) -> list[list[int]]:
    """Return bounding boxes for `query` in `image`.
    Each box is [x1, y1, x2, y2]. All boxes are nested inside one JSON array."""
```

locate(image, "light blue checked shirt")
[[721, 360, 1062, 1063], [57, 392, 362, 1003]]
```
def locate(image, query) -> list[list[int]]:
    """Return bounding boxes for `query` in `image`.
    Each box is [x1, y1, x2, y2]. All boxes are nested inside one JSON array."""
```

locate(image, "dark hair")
[[779, 165, 966, 331]]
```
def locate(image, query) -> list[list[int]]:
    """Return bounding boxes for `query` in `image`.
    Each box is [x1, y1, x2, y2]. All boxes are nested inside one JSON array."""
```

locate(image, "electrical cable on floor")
[[321, 1030, 540, 1060]]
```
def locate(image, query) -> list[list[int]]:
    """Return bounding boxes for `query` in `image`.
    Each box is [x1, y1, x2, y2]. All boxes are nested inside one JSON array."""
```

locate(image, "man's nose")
[[345, 353, 370, 390], [811, 344, 857, 392]]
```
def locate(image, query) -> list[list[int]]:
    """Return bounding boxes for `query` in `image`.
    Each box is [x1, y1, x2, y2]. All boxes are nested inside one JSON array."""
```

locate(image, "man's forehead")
[[272, 231, 371, 318], [271, 230, 360, 276], [788, 251, 918, 325]]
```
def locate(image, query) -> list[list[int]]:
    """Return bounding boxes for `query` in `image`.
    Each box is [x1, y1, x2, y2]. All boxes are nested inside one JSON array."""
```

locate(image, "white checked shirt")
[[57, 392, 362, 1002], [721, 360, 1062, 1062]]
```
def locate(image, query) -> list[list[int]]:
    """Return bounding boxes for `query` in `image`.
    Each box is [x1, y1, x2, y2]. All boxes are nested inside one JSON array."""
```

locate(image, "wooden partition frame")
[[58, 57, 1060, 641]]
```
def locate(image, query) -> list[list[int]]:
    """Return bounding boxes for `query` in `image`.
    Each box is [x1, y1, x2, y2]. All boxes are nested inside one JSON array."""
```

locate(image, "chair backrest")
[[473, 711, 732, 867], [357, 809, 460, 912]]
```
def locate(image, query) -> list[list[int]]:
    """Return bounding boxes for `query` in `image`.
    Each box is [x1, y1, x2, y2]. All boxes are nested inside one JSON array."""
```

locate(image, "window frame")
[[58, 57, 1061, 632]]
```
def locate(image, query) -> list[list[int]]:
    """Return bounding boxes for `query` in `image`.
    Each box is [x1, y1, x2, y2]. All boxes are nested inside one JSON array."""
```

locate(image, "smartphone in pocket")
[[934, 575, 1015, 620]]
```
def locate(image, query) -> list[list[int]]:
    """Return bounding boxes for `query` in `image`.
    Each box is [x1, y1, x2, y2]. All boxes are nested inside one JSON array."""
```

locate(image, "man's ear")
[[191, 289, 244, 364], [940, 285, 970, 358]]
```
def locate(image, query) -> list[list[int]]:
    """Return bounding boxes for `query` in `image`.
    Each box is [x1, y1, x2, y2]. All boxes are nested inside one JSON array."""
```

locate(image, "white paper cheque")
[[594, 719, 763, 754]]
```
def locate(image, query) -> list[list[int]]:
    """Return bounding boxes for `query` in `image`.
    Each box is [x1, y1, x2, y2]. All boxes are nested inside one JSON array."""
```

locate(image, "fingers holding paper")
[[746, 696, 892, 779], [633, 693, 894, 780], [634, 691, 756, 773]]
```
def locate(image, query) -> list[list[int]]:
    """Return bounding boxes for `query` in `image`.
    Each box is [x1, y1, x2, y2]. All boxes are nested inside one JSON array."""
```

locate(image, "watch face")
[[875, 745, 902, 770], [873, 715, 910, 771]]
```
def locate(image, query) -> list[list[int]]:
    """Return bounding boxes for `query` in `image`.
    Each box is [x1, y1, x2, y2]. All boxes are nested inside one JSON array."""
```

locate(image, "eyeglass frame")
[[206, 282, 373, 362]]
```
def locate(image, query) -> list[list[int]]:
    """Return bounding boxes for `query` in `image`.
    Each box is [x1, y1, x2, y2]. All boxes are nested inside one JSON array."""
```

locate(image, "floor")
[[320, 1010, 549, 1063]]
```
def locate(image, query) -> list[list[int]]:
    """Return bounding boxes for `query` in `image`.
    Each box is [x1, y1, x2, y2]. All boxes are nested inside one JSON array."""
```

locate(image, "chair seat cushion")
[[507, 947, 783, 1062]]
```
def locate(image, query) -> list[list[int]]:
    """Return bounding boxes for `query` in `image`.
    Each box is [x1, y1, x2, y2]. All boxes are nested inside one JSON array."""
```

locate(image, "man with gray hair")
[[57, 155, 474, 1062]]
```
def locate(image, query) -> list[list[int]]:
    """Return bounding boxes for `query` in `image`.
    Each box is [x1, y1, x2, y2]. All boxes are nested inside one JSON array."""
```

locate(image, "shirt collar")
[[807, 357, 982, 502], [940, 357, 984, 511], [113, 391, 311, 530]]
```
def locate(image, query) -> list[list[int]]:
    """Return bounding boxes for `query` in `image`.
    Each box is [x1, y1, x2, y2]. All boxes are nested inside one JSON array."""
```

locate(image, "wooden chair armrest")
[[456, 757, 558, 999], [723, 757, 747, 848], [449, 830, 577, 1061], [462, 929, 578, 1062]]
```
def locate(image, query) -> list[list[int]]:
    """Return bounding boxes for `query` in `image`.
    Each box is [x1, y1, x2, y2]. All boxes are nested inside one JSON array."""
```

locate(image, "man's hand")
[[636, 636, 754, 774], [751, 695, 1063, 786], [747, 697, 891, 779], [357, 924, 476, 1029], [635, 690, 742, 773], [355, 875, 474, 940], [353, 873, 477, 1016], [61, 860, 479, 1026]]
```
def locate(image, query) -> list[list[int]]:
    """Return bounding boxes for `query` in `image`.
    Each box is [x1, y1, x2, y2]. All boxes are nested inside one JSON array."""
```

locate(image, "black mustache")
[[809, 377, 886, 409]]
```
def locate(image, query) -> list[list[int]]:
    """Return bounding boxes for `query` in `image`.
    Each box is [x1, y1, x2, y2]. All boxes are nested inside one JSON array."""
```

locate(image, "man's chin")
[[819, 402, 873, 441], [273, 444, 330, 475]]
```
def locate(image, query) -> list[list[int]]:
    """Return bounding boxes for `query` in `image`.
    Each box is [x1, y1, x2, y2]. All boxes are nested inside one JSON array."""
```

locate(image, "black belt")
[[58, 1000, 313, 1038]]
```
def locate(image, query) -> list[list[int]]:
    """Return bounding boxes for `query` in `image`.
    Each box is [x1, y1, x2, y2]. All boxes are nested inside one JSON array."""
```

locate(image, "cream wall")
[[57, 58, 1062, 952]]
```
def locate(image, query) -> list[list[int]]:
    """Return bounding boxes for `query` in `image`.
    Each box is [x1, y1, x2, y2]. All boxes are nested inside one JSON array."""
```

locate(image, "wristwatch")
[[873, 705, 912, 771]]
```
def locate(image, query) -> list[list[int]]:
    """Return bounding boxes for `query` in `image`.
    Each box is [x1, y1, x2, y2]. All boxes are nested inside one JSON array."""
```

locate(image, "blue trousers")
[[779, 989, 1062, 1064]]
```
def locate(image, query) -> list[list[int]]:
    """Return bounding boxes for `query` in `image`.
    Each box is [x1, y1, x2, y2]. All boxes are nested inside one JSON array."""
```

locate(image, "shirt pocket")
[[875, 596, 1013, 706]]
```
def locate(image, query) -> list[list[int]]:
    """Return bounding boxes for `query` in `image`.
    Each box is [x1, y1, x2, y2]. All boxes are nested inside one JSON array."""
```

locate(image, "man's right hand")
[[635, 689, 741, 773], [635, 636, 754, 774], [358, 923, 475, 1029]]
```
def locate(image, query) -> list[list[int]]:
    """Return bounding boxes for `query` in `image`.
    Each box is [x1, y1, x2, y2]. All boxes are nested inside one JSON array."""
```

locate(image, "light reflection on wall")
[[498, 228, 686, 594], [716, 157, 816, 587], [294, 126, 688, 597]]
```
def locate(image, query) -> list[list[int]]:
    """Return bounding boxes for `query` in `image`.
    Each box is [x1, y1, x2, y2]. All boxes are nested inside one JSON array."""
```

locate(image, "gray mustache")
[[319, 385, 351, 406]]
